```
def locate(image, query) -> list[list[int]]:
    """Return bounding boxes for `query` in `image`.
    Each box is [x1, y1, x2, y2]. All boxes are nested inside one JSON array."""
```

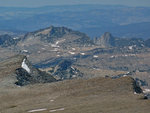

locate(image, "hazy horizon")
[[0, 0, 150, 7]]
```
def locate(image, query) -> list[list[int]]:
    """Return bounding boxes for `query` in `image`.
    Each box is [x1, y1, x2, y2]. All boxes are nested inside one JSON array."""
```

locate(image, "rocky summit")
[[94, 32, 115, 47], [21, 26, 93, 48], [48, 60, 83, 80]]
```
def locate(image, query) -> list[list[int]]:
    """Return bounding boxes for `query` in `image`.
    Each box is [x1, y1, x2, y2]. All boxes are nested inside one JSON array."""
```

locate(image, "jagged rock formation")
[[131, 77, 143, 93], [48, 60, 83, 80], [21, 26, 93, 47], [15, 57, 56, 86], [0, 55, 56, 86], [0, 26, 148, 50], [135, 78, 148, 87], [93, 32, 146, 48], [94, 32, 115, 48], [0, 34, 20, 47]]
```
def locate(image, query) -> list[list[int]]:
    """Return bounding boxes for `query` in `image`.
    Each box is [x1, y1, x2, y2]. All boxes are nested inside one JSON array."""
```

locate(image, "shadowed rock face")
[[133, 79, 143, 94], [0, 34, 20, 47], [15, 67, 56, 86], [50, 60, 83, 80], [16, 57, 57, 86], [0, 55, 56, 86]]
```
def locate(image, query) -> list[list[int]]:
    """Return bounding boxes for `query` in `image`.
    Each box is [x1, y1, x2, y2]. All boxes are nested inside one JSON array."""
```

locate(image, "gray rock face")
[[50, 60, 83, 80], [15, 67, 56, 86], [94, 32, 115, 48], [0, 34, 20, 47], [132, 78, 143, 94]]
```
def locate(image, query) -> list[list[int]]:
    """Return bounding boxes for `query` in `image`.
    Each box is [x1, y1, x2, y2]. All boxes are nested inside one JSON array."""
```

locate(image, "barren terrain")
[[0, 77, 150, 113]]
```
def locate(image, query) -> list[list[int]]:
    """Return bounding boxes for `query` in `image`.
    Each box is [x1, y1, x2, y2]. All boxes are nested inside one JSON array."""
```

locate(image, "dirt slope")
[[0, 77, 149, 113]]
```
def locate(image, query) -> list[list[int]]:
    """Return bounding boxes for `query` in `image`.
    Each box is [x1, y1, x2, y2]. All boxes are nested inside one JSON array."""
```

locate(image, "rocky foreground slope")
[[0, 76, 149, 113]]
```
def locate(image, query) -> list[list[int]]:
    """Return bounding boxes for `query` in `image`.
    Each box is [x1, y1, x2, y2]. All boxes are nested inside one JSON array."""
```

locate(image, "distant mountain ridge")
[[0, 26, 150, 49], [94, 32, 149, 48], [19, 26, 93, 50], [0, 4, 150, 38], [23, 26, 92, 44]]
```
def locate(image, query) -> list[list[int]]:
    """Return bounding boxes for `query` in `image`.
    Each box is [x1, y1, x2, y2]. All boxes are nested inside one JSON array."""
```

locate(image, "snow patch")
[[123, 75, 127, 77], [129, 45, 136, 50], [50, 100, 54, 102], [51, 39, 66, 48], [72, 48, 76, 50], [93, 68, 100, 70], [72, 75, 77, 78], [129, 46, 133, 50], [127, 72, 130, 74], [69, 51, 75, 55], [21, 59, 30, 73], [93, 55, 98, 58], [56, 39, 66, 45], [110, 55, 114, 58], [143, 89, 150, 93], [50, 108, 65, 112], [28, 108, 47, 112], [50, 48, 58, 52], [71, 66, 75, 70], [22, 50, 28, 53], [13, 37, 19, 40], [80, 53, 85, 55], [110, 54, 136, 58], [51, 44, 59, 48], [130, 54, 136, 56], [141, 44, 144, 47]]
